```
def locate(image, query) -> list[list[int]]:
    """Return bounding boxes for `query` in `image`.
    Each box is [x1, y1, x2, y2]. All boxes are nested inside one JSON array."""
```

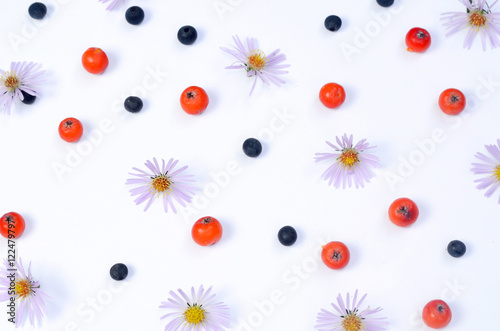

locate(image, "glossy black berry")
[[125, 6, 144, 25], [324, 15, 342, 32], [20, 90, 36, 105], [447, 240, 466, 258], [278, 226, 297, 246], [110, 263, 128, 281], [124, 96, 143, 113], [177, 26, 198, 45], [242, 138, 262, 157], [376, 0, 394, 7], [28, 2, 47, 20]]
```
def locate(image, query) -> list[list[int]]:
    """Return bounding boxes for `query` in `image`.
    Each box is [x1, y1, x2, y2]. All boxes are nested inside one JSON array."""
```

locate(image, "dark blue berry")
[[28, 2, 47, 20], [324, 15, 342, 32], [110, 263, 128, 281], [278, 226, 297, 246], [177, 26, 198, 45], [125, 6, 144, 25], [124, 96, 143, 113], [447, 240, 466, 258], [376, 0, 394, 7], [20, 90, 36, 105], [242, 138, 262, 157]]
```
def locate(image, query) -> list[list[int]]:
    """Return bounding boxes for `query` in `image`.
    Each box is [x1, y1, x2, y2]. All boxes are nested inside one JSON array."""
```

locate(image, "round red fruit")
[[439, 88, 466, 115], [59, 117, 83, 142], [0, 212, 26, 239], [82, 47, 109, 74], [192, 216, 223, 246], [406, 27, 431, 53], [422, 300, 452, 329], [388, 197, 419, 227], [321, 241, 350, 269], [180, 86, 209, 115], [319, 83, 346, 109]]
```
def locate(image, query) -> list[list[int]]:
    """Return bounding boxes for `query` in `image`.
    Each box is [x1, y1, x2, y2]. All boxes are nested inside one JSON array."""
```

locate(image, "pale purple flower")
[[471, 139, 500, 203], [220, 35, 290, 95], [159, 285, 231, 331], [99, 0, 126, 11], [0, 61, 44, 115], [125, 158, 196, 213], [0, 258, 49, 328], [315, 134, 379, 189], [441, 0, 500, 50], [315, 290, 388, 331]]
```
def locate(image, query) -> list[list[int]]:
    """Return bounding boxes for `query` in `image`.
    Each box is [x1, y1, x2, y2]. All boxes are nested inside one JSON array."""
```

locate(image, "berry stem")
[[396, 206, 410, 218], [202, 217, 212, 224]]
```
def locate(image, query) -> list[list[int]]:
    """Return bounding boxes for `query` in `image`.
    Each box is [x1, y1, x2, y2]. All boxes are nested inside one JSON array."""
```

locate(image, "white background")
[[0, 0, 499, 330]]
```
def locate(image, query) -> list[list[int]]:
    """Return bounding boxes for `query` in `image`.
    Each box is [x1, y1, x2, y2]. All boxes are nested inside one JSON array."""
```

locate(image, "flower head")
[[441, 0, 500, 50], [471, 139, 500, 203], [99, 0, 126, 11], [126, 158, 196, 213], [315, 290, 387, 331], [0, 62, 44, 115], [221, 35, 290, 95], [159, 285, 230, 330], [0, 258, 49, 328], [314, 134, 379, 188]]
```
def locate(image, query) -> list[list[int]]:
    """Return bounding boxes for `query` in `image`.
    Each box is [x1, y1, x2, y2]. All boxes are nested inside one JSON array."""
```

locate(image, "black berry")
[[177, 26, 198, 45], [20, 90, 36, 105], [125, 6, 144, 25], [278, 226, 297, 246], [242, 138, 262, 157], [447, 240, 466, 258], [110, 263, 128, 281], [29, 2, 47, 20], [324, 15, 342, 32], [124, 96, 143, 113], [376, 0, 394, 7]]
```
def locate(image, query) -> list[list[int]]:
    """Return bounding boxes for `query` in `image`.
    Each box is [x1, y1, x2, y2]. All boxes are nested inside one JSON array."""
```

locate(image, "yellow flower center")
[[338, 149, 360, 170], [247, 50, 268, 71], [341, 313, 365, 331], [493, 165, 500, 182], [150, 175, 172, 196], [469, 11, 487, 29], [1, 72, 20, 92], [183, 304, 206, 326], [15, 278, 32, 300]]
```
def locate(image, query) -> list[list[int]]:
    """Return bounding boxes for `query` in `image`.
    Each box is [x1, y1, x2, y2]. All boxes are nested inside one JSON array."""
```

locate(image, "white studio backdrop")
[[0, 0, 499, 330]]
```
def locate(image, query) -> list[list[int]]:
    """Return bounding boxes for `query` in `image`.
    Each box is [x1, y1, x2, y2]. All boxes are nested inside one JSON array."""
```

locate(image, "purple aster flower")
[[159, 285, 231, 330], [220, 35, 290, 95], [0, 258, 49, 328], [99, 0, 126, 11], [471, 139, 500, 203], [315, 290, 388, 331], [0, 61, 44, 115], [125, 158, 196, 213], [441, 0, 500, 50], [314, 134, 379, 189]]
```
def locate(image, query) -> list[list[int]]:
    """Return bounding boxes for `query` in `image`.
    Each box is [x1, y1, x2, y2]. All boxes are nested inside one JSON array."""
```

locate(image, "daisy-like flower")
[[0, 258, 49, 328], [125, 158, 196, 213], [159, 285, 231, 331], [471, 139, 500, 203], [220, 35, 290, 95], [315, 290, 388, 331], [98, 0, 126, 11], [314, 134, 379, 189], [0, 61, 44, 115], [441, 0, 500, 50]]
